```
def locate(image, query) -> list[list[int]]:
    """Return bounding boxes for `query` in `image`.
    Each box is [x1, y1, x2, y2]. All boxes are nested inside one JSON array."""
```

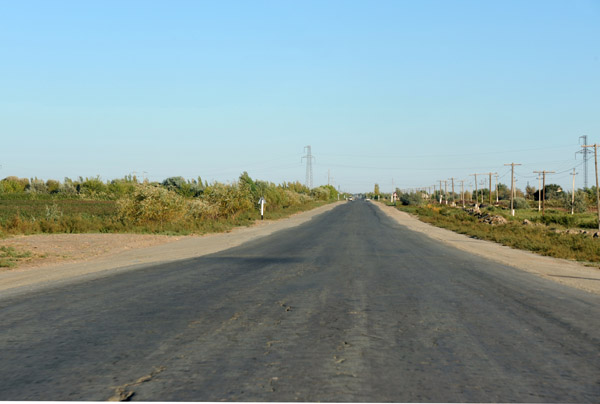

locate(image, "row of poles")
[[400, 143, 600, 231]]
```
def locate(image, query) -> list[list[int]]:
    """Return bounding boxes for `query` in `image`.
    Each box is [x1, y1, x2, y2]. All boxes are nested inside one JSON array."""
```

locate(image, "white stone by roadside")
[[0, 202, 344, 296], [373, 201, 600, 295]]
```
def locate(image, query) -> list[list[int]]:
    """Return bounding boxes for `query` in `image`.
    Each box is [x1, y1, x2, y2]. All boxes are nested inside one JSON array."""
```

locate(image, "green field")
[[0, 199, 117, 221], [0, 199, 122, 235]]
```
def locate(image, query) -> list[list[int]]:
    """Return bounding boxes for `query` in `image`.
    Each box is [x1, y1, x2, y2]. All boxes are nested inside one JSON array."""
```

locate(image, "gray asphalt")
[[1, 200, 599, 402]]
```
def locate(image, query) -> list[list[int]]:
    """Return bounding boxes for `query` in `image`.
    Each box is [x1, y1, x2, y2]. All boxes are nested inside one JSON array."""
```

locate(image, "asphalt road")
[[1, 200, 599, 402]]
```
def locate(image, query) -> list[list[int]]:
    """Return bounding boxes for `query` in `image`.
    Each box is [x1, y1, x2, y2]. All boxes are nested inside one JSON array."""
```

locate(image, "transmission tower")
[[577, 135, 591, 189], [301, 145, 315, 189]]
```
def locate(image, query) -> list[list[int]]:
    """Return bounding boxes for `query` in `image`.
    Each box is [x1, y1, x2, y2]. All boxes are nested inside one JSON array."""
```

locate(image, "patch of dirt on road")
[[0, 233, 187, 271]]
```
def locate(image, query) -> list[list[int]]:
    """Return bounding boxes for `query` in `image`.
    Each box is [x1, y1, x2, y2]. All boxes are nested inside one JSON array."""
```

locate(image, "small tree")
[[497, 183, 510, 200]]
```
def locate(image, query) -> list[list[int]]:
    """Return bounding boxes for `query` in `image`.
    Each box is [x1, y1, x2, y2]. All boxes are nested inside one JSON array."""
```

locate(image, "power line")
[[318, 143, 576, 160]]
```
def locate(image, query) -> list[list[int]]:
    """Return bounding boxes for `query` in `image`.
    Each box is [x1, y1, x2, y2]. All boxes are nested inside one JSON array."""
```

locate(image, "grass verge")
[[393, 204, 600, 265]]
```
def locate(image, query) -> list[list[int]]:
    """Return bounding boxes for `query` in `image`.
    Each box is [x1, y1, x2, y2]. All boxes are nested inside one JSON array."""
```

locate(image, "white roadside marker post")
[[259, 197, 266, 220]]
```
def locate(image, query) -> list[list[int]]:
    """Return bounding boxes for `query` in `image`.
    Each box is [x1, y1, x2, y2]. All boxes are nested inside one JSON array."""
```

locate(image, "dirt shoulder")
[[0, 202, 344, 295], [1, 233, 188, 270], [373, 202, 600, 295]]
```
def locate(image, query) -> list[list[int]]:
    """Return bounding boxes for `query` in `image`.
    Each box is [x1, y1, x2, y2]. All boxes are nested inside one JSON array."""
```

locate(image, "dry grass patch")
[[0, 246, 33, 268]]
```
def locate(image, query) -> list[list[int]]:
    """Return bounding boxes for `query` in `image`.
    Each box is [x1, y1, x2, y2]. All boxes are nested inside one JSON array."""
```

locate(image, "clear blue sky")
[[2, 0, 599, 193]]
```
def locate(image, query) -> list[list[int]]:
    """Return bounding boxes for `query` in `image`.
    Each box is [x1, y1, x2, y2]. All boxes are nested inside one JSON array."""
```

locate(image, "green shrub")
[[45, 203, 63, 221], [46, 180, 61, 194], [186, 198, 219, 220], [400, 193, 424, 206], [108, 179, 136, 198], [162, 176, 204, 197], [59, 178, 78, 195], [569, 191, 588, 213], [311, 186, 331, 201], [1, 177, 29, 193], [538, 214, 577, 228], [513, 197, 529, 209], [28, 178, 48, 193], [117, 184, 187, 226], [78, 176, 108, 197]]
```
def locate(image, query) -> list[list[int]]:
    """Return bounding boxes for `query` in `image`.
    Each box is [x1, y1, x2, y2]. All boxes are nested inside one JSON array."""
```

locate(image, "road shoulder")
[[373, 202, 600, 295]]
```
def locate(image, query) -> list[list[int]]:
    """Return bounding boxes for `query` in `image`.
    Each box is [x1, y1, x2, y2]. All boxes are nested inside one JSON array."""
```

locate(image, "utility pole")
[[495, 174, 499, 203], [504, 163, 521, 216], [470, 174, 478, 206], [537, 174, 542, 212], [533, 170, 555, 216], [439, 180, 443, 204], [301, 146, 315, 189], [459, 180, 465, 208], [443, 180, 448, 205], [582, 143, 600, 231], [488, 173, 496, 205], [480, 179, 486, 205], [479, 172, 497, 205], [571, 168, 578, 215], [448, 178, 457, 206]]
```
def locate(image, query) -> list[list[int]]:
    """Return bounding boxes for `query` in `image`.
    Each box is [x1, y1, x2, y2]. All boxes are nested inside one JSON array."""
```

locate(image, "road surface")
[[1, 200, 599, 401]]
